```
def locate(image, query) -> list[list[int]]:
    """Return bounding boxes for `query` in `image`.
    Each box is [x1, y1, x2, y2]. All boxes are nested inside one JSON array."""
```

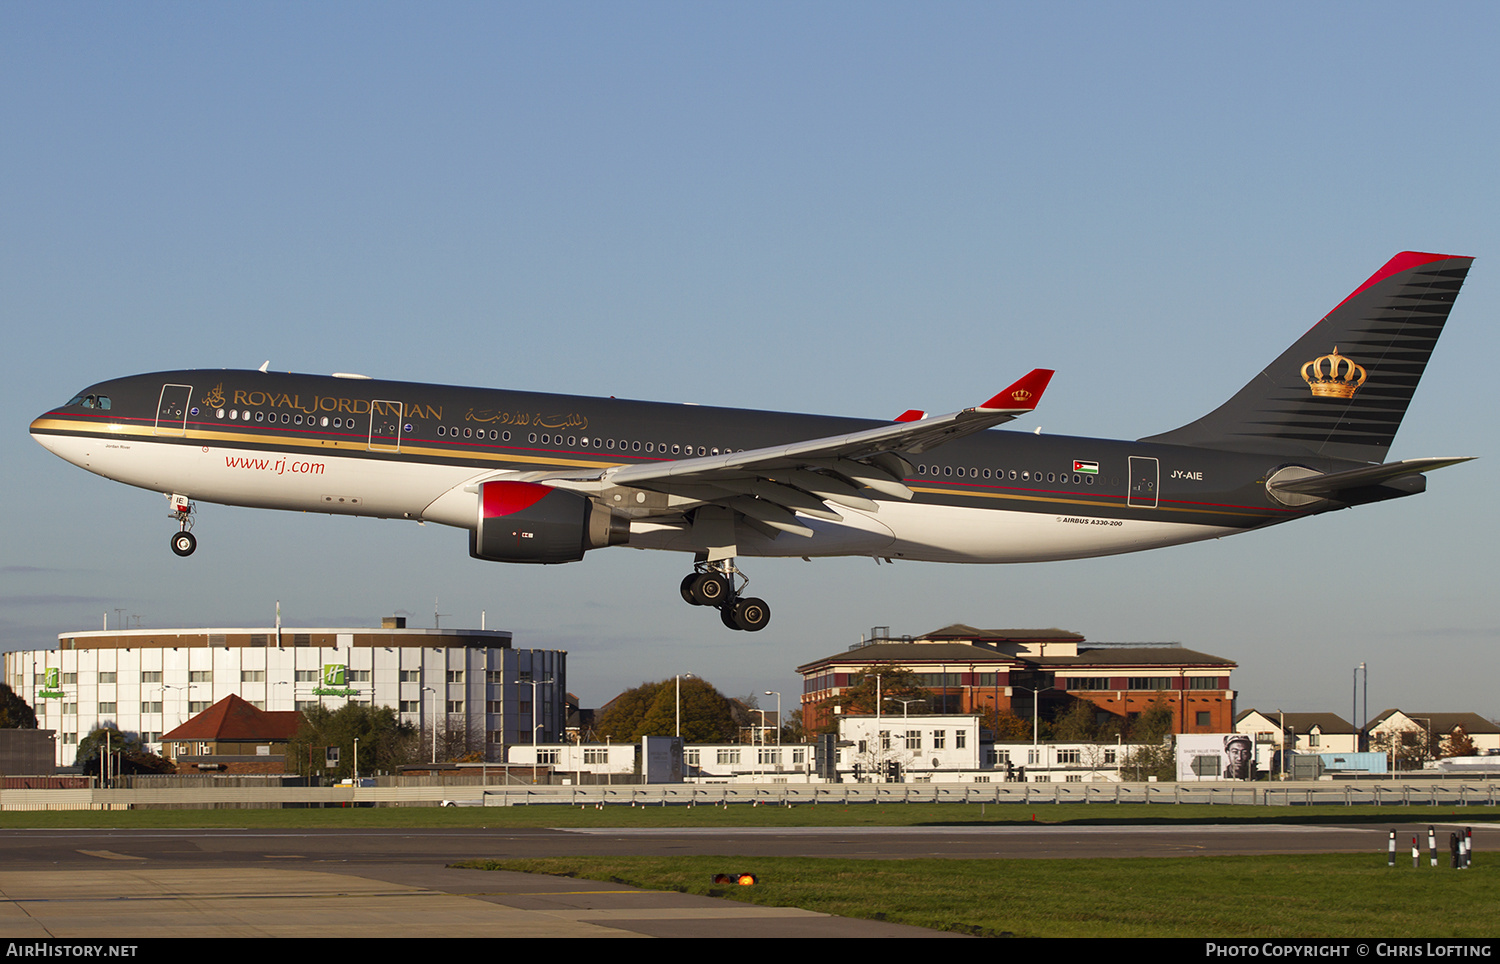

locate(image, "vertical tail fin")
[[1142, 252, 1473, 463]]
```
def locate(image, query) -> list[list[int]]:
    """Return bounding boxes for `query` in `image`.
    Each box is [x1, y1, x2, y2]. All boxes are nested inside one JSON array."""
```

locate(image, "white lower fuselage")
[[34, 433, 1235, 565]]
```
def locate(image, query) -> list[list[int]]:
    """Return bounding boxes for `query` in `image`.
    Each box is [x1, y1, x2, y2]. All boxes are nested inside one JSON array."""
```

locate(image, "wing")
[[516, 369, 1053, 546]]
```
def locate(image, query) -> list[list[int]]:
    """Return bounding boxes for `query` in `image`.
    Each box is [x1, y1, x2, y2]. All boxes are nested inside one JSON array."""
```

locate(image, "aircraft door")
[[368, 399, 404, 452], [1128, 456, 1159, 508], [154, 384, 193, 436]]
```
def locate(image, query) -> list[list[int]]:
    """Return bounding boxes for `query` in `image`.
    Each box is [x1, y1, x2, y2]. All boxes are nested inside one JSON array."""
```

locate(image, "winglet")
[[980, 369, 1054, 411], [893, 409, 927, 423]]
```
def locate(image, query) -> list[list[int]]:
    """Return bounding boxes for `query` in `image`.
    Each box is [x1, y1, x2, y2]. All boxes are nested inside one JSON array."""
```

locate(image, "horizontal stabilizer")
[[1267, 457, 1474, 499]]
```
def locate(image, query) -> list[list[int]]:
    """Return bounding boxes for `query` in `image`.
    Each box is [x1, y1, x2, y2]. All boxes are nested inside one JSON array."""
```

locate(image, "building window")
[[904, 730, 921, 751], [447, 671, 464, 683], [536, 749, 560, 764], [97, 702, 116, 715], [791, 748, 806, 764], [241, 670, 265, 682], [98, 672, 117, 683], [1057, 749, 1080, 764], [685, 749, 700, 765], [1128, 677, 1171, 690], [717, 748, 741, 766], [1195, 711, 1211, 727], [584, 748, 608, 764], [955, 730, 966, 749], [1069, 677, 1109, 690], [932, 730, 946, 749], [758, 748, 781, 765], [140, 672, 162, 683], [141, 702, 162, 714], [399, 670, 421, 682], [189, 701, 210, 713], [446, 701, 464, 714], [295, 670, 319, 682], [189, 670, 213, 683], [399, 701, 420, 713], [1104, 749, 1117, 764], [1188, 677, 1219, 690]]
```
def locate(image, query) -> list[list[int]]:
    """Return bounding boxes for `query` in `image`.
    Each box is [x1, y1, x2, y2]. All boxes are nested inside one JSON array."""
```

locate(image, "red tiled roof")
[[162, 694, 302, 742]]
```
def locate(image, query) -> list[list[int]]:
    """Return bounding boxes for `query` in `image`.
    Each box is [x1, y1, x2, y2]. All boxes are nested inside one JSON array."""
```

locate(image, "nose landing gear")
[[168, 494, 197, 557], [681, 560, 770, 632]]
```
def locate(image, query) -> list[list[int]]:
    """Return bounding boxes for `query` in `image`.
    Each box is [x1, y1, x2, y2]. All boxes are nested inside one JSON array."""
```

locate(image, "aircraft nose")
[[30, 413, 63, 453]]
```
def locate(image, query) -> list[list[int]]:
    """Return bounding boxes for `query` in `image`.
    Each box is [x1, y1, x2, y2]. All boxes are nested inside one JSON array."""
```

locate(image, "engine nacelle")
[[470, 481, 630, 564]]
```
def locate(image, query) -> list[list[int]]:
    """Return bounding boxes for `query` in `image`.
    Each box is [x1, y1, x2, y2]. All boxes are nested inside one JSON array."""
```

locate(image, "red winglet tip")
[[981, 368, 1054, 410], [893, 409, 926, 423]]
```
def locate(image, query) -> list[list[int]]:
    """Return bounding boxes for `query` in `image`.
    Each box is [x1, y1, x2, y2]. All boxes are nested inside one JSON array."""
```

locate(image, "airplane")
[[30, 251, 1473, 632]]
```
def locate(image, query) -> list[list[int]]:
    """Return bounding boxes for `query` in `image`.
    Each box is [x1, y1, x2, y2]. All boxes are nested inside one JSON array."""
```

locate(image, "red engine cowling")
[[470, 481, 630, 564]]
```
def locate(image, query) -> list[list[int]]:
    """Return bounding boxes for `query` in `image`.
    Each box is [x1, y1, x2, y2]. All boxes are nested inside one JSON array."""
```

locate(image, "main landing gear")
[[168, 494, 197, 557], [680, 559, 771, 632]]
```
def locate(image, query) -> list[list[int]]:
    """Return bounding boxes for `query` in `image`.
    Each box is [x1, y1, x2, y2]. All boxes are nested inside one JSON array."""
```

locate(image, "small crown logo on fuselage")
[[1300, 347, 1366, 399]]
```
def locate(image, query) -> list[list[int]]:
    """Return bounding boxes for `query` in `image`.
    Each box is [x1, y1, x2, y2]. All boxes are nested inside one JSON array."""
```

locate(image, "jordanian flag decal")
[[1073, 460, 1099, 474]]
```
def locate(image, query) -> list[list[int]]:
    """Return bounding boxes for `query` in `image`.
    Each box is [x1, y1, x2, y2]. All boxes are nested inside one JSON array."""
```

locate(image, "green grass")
[[458, 853, 1499, 938], [0, 801, 1496, 829]]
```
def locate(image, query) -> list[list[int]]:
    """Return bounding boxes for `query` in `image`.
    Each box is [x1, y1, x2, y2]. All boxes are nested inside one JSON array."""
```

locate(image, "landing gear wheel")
[[691, 573, 732, 607], [730, 597, 771, 632], [681, 574, 702, 606], [171, 531, 197, 557], [720, 606, 741, 630]]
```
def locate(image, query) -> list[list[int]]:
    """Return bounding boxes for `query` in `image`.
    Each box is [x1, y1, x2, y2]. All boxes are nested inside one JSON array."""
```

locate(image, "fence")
[[2, 778, 1497, 810]]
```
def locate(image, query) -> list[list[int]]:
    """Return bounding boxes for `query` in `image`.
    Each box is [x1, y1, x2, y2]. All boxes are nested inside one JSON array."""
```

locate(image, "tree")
[[780, 707, 808, 744], [1442, 727, 1477, 758], [830, 666, 933, 718], [1051, 698, 1104, 742], [0, 683, 37, 729], [288, 703, 419, 780], [73, 724, 173, 775], [1120, 695, 1176, 782], [594, 678, 739, 743], [982, 708, 1032, 742]]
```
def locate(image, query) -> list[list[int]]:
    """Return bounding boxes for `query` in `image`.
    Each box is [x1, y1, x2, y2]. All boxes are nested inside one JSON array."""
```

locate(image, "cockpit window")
[[65, 393, 111, 410]]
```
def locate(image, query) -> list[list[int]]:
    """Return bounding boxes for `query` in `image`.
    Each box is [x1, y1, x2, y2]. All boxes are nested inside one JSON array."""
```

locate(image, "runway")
[[0, 822, 1488, 937]]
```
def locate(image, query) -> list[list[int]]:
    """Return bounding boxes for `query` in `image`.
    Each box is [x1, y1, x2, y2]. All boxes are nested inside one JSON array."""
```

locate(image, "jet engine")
[[470, 481, 630, 564]]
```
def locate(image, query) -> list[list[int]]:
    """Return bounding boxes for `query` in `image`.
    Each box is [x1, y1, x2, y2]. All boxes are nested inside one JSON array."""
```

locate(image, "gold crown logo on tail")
[[1300, 347, 1366, 399]]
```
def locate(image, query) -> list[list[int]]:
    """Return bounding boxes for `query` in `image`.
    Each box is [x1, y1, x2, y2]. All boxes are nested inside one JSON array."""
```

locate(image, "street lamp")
[[514, 677, 555, 784], [764, 691, 781, 745], [422, 685, 438, 763], [884, 696, 925, 719], [676, 673, 695, 738]]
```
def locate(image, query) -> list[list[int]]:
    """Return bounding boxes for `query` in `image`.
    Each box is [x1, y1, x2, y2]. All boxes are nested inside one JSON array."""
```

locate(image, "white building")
[[507, 715, 1129, 784], [3, 617, 565, 767]]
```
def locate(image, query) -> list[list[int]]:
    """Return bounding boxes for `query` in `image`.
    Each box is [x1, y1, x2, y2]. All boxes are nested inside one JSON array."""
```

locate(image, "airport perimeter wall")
[[2, 779, 1499, 810]]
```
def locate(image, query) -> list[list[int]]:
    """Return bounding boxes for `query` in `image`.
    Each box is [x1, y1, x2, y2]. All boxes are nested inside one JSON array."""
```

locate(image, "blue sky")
[[3, 2, 1496, 722]]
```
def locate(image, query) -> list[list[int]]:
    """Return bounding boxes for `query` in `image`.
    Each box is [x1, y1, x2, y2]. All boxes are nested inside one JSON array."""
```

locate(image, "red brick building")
[[797, 624, 1236, 735], [162, 694, 302, 774]]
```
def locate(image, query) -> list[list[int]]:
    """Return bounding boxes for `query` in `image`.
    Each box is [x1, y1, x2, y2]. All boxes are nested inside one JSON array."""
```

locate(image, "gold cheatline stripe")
[[909, 485, 1270, 521], [32, 418, 618, 471]]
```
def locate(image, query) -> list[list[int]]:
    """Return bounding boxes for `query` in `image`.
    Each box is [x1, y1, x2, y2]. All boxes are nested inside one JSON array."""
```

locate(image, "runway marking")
[[77, 850, 146, 860]]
